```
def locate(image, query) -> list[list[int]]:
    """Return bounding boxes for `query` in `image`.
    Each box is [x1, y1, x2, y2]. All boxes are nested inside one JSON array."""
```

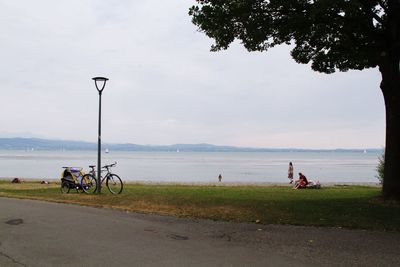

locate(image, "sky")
[[0, 0, 385, 149]]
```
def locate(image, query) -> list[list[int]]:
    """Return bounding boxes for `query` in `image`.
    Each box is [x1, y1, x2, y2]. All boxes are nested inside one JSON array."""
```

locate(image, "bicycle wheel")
[[106, 174, 123, 194], [81, 174, 97, 194], [60, 180, 70, 194]]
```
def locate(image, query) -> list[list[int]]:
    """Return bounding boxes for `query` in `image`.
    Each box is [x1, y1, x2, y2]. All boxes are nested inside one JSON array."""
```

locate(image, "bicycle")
[[81, 162, 123, 194]]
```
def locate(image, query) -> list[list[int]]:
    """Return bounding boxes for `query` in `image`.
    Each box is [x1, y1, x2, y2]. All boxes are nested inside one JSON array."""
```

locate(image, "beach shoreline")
[[0, 177, 381, 187]]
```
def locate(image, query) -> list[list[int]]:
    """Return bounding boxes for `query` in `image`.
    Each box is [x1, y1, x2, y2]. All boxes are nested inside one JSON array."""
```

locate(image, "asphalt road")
[[0, 198, 399, 267]]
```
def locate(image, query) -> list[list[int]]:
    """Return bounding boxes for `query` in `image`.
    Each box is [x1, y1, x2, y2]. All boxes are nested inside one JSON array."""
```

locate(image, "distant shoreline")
[[0, 137, 383, 153]]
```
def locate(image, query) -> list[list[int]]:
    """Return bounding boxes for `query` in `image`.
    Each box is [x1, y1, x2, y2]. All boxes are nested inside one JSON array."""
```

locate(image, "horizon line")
[[0, 137, 383, 151]]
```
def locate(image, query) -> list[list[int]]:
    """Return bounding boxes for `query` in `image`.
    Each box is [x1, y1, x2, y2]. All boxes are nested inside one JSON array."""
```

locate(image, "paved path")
[[0, 198, 399, 267]]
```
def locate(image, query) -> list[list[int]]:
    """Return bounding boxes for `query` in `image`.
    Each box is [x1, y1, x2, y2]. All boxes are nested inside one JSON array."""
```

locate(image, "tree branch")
[[372, 13, 384, 25], [378, 0, 388, 13], [358, 1, 384, 31]]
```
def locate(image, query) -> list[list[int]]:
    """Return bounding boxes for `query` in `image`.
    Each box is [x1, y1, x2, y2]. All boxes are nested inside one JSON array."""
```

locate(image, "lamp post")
[[92, 76, 109, 194]]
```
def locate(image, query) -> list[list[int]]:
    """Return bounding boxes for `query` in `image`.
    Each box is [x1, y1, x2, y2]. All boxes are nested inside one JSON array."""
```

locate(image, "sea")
[[0, 150, 382, 184]]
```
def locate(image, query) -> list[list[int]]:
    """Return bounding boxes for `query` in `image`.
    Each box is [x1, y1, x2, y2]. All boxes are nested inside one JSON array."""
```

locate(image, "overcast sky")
[[0, 0, 385, 149]]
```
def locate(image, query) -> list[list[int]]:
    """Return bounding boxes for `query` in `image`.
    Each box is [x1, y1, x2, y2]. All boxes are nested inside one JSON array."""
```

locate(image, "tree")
[[189, 0, 400, 200]]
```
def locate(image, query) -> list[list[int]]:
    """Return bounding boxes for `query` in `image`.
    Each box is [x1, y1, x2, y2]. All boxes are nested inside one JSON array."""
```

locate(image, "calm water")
[[0, 150, 381, 184]]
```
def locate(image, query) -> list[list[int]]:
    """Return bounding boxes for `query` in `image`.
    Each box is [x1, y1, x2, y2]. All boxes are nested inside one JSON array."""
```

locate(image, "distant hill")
[[0, 138, 96, 150], [0, 137, 382, 153]]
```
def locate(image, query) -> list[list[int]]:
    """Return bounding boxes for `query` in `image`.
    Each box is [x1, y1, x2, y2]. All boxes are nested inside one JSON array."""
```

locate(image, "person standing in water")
[[288, 162, 294, 184]]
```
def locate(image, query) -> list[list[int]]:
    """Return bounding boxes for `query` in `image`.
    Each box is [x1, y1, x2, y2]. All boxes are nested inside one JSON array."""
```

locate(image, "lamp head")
[[92, 77, 109, 92]]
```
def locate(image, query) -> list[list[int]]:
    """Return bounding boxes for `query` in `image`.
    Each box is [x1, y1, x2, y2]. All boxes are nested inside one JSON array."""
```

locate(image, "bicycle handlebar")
[[103, 162, 117, 169], [88, 162, 117, 170]]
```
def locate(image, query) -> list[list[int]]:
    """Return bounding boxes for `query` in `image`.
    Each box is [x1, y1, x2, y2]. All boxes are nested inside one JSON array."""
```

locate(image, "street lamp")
[[92, 76, 109, 194]]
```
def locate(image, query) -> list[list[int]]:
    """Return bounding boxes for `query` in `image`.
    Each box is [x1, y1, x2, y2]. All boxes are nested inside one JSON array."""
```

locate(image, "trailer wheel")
[[60, 180, 70, 194]]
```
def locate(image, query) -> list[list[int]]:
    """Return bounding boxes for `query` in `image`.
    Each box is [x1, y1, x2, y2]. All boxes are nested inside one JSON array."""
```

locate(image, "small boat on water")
[[105, 148, 110, 153]]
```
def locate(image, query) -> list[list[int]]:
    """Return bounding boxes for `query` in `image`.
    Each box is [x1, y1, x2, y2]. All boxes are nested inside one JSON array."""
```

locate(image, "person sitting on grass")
[[294, 172, 309, 189]]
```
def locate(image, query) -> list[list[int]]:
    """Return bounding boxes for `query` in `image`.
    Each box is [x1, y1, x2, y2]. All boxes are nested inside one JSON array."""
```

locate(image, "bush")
[[376, 151, 385, 184]]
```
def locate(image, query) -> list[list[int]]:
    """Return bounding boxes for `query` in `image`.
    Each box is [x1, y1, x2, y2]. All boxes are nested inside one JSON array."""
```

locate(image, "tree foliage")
[[189, 0, 390, 73]]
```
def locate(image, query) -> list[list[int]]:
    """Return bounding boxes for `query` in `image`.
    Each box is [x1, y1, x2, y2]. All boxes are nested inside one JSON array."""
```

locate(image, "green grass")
[[1, 181, 399, 231]]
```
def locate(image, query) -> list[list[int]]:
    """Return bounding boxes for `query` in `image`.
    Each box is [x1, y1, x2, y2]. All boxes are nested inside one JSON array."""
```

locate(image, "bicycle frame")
[[86, 161, 123, 194], [88, 162, 116, 183]]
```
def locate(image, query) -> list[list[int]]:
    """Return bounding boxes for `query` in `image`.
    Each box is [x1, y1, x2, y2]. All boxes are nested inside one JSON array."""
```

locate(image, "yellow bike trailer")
[[60, 167, 85, 193]]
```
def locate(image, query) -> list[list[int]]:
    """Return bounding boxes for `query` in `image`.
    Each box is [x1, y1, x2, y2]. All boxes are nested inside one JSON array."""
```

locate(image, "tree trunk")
[[380, 51, 400, 200], [380, 0, 400, 200], [381, 86, 400, 200]]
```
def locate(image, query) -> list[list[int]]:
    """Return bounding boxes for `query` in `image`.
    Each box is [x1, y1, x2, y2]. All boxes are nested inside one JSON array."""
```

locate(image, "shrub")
[[376, 151, 385, 184]]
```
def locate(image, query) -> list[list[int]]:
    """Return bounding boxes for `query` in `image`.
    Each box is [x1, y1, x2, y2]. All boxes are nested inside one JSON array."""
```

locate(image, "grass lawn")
[[1, 180, 399, 231]]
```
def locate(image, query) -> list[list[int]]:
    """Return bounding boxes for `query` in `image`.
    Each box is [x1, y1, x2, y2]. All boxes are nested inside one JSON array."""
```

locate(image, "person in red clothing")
[[294, 172, 308, 189]]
